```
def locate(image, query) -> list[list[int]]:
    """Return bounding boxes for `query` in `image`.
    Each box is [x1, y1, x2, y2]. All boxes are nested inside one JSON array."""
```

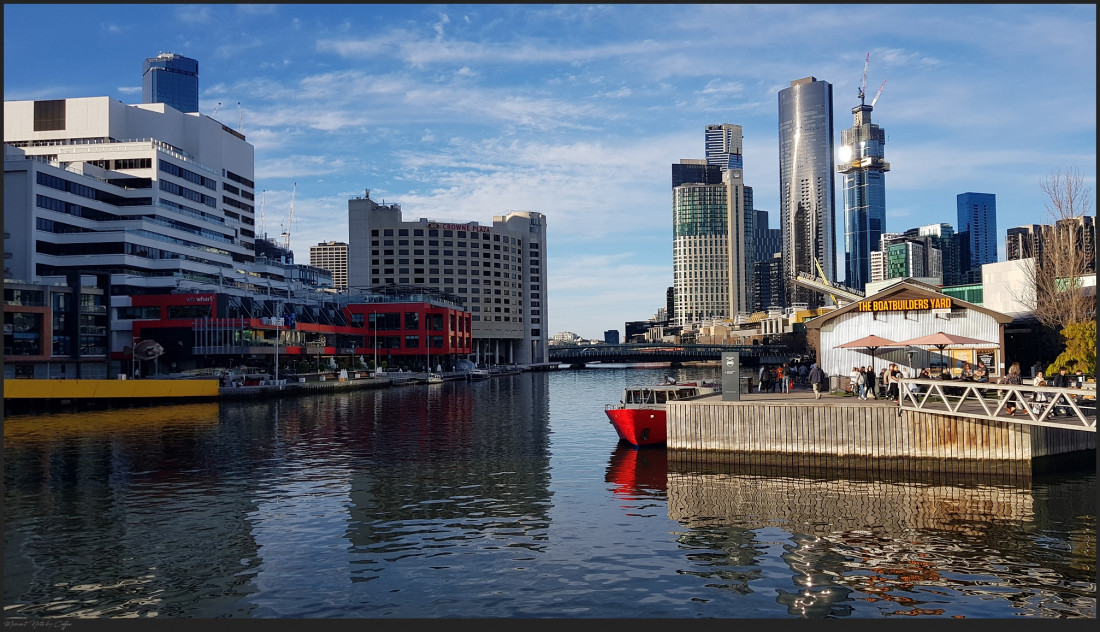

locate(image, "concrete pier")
[[667, 391, 1095, 472]]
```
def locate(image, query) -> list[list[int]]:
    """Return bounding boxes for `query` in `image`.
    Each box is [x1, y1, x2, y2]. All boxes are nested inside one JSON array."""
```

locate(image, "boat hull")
[[605, 407, 667, 447]]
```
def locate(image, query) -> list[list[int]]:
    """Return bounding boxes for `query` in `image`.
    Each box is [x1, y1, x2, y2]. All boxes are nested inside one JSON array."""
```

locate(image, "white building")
[[347, 189, 549, 366], [4, 97, 256, 288], [805, 279, 1013, 379]]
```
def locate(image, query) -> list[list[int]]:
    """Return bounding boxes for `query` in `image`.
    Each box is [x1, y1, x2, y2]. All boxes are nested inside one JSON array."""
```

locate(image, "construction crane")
[[813, 256, 840, 306], [871, 78, 887, 108], [258, 190, 266, 236], [858, 53, 869, 104], [280, 183, 296, 251]]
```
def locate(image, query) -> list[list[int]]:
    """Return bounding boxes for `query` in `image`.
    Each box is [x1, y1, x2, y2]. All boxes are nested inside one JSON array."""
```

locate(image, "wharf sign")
[[857, 297, 952, 312]]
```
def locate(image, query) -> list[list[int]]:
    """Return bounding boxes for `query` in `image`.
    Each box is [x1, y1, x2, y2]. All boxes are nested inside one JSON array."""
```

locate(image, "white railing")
[[897, 378, 1095, 433]]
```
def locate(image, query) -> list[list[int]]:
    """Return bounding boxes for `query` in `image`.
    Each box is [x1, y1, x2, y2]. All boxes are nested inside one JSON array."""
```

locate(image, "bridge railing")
[[897, 377, 1096, 433]]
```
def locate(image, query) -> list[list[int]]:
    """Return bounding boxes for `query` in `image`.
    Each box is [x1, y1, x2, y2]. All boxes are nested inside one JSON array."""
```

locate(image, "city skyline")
[[4, 4, 1096, 339]]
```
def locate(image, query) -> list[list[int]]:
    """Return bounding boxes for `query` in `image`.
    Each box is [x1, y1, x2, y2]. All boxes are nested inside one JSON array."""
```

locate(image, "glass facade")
[[778, 77, 835, 308], [956, 192, 997, 274], [142, 53, 199, 113], [839, 104, 889, 292]]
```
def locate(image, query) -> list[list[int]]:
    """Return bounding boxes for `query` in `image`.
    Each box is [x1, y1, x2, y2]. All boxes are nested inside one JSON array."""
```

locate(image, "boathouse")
[[803, 279, 1014, 379]]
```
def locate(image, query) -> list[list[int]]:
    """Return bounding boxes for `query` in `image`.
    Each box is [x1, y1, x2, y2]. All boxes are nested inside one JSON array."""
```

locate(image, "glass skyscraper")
[[956, 192, 997, 281], [142, 53, 199, 114], [838, 102, 889, 292], [778, 77, 836, 308]]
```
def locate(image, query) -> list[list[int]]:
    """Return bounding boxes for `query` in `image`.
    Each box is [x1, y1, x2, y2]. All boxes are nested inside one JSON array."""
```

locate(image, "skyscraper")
[[778, 77, 836, 307], [142, 53, 199, 113], [838, 98, 889, 292], [671, 124, 754, 326], [957, 192, 997, 282]]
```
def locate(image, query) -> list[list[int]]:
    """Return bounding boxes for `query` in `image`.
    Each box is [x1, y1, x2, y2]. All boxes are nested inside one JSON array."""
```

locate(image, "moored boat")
[[604, 380, 721, 447]]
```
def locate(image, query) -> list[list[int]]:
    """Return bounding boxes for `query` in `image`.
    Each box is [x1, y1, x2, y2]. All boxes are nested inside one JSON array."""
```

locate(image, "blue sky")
[[4, 4, 1096, 340]]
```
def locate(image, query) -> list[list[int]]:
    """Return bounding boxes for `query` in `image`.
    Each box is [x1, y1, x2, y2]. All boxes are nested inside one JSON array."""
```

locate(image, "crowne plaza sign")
[[857, 297, 952, 312]]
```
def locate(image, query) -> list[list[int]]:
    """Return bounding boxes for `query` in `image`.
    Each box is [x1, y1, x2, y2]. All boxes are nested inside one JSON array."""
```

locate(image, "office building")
[[778, 77, 836, 307], [1006, 224, 1043, 262], [838, 97, 889, 292], [309, 241, 349, 289], [957, 192, 997, 282], [753, 253, 785, 311], [142, 53, 199, 114], [346, 189, 548, 366], [671, 124, 755, 325]]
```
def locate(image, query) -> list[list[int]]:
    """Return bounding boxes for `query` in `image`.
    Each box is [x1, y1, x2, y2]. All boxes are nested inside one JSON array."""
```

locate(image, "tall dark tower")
[[142, 53, 199, 113], [778, 77, 836, 308]]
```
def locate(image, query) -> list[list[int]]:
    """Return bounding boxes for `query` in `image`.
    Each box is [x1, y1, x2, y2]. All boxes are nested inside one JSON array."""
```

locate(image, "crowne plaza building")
[[347, 190, 549, 366]]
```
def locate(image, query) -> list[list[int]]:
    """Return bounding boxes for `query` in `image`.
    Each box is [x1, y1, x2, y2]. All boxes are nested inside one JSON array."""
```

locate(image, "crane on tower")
[[280, 183, 296, 251], [858, 53, 869, 104], [871, 78, 887, 108]]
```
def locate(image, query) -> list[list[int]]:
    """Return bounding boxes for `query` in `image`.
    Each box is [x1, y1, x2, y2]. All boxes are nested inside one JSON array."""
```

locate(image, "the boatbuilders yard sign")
[[721, 352, 740, 401]]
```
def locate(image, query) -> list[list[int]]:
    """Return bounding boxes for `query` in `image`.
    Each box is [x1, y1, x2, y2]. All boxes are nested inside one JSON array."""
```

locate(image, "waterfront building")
[[779, 77, 836, 307], [957, 192, 997, 283], [805, 279, 1012, 379], [4, 96, 264, 371], [142, 53, 199, 114], [838, 97, 889, 292], [346, 189, 548, 366], [310, 240, 349, 289]]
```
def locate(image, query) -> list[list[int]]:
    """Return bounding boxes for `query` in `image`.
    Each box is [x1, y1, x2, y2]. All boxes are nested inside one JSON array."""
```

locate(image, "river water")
[[3, 367, 1095, 619]]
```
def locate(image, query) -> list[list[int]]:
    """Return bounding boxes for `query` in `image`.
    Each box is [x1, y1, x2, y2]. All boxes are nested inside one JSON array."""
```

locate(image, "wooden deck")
[[666, 387, 1096, 471]]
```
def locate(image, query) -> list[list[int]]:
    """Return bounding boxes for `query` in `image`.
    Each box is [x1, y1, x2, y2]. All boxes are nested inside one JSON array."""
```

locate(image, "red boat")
[[604, 380, 721, 447]]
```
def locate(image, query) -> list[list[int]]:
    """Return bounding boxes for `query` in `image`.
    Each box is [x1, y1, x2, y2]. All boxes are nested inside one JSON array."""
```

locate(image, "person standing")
[[758, 364, 767, 393], [1049, 366, 1071, 416], [1003, 362, 1023, 415], [808, 363, 825, 399], [799, 363, 808, 389], [887, 363, 901, 402], [864, 365, 877, 399], [856, 366, 867, 399]]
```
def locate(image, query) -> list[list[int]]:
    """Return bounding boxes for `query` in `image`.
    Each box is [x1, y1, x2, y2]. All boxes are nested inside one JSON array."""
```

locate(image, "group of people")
[[1010, 364, 1081, 417], [846, 363, 913, 402], [756, 362, 815, 393]]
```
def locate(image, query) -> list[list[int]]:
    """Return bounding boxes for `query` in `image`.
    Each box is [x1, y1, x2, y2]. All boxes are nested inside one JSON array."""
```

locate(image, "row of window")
[[372, 228, 529, 247], [159, 159, 217, 191], [159, 179, 217, 208]]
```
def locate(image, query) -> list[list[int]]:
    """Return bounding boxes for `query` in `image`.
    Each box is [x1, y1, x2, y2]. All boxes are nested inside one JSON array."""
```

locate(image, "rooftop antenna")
[[858, 52, 869, 105], [870, 78, 887, 108]]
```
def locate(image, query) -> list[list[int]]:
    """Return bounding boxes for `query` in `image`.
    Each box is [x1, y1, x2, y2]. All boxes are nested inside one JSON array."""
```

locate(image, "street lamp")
[[132, 335, 140, 379], [273, 315, 284, 389], [373, 312, 379, 375]]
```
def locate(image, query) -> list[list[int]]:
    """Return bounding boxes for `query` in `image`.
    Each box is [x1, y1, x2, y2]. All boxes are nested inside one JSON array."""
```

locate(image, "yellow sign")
[[857, 297, 952, 312]]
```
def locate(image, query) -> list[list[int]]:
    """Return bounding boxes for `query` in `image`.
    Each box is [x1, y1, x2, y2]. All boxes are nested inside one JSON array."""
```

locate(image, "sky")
[[4, 4, 1096, 340]]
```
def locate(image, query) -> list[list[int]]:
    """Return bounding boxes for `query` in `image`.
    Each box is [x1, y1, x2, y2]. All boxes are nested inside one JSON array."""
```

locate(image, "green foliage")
[[1046, 321, 1096, 375]]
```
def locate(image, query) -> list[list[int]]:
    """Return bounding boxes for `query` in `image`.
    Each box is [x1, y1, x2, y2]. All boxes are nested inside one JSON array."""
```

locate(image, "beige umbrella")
[[836, 334, 903, 373], [894, 332, 998, 372]]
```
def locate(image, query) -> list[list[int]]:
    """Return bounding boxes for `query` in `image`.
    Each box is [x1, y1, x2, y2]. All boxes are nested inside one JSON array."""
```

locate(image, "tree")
[[1045, 321, 1096, 376], [1025, 167, 1095, 330]]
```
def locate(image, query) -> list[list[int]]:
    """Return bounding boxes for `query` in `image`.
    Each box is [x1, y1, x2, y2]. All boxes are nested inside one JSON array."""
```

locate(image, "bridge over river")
[[548, 343, 794, 366]]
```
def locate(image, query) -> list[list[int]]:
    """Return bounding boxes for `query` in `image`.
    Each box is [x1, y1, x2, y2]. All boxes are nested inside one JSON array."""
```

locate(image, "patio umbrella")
[[836, 334, 902, 373], [893, 331, 998, 372]]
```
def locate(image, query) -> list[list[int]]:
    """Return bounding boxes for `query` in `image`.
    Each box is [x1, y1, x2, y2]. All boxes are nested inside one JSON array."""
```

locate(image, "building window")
[[33, 100, 66, 131]]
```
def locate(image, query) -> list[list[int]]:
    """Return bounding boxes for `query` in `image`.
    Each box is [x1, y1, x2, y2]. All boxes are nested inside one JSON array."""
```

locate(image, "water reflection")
[[666, 459, 1095, 618]]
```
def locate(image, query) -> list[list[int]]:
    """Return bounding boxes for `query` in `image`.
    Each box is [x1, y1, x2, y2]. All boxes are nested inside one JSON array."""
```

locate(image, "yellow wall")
[[3, 379, 220, 399]]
